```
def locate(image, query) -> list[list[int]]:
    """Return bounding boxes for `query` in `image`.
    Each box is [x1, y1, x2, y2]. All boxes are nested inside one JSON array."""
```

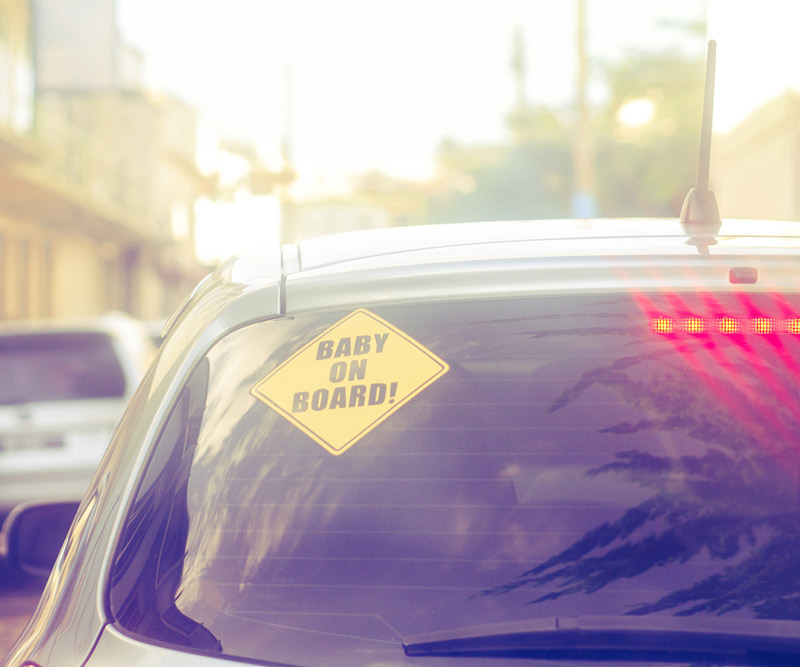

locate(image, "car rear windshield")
[[110, 294, 800, 665], [0, 332, 126, 404]]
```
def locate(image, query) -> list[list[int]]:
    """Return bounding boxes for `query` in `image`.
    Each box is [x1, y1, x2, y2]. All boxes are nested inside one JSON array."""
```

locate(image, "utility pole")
[[278, 65, 294, 243], [511, 26, 527, 111], [507, 25, 532, 144], [572, 0, 596, 218]]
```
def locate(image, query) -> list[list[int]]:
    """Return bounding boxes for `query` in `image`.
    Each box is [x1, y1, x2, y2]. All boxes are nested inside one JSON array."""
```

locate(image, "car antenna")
[[679, 39, 721, 255]]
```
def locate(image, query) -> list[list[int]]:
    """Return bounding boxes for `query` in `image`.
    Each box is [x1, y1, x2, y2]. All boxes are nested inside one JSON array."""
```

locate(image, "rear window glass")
[[110, 294, 800, 665], [0, 332, 126, 404]]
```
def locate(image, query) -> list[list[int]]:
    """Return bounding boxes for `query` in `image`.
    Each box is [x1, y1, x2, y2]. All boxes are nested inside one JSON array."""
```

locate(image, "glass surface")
[[110, 294, 800, 665], [0, 332, 126, 404]]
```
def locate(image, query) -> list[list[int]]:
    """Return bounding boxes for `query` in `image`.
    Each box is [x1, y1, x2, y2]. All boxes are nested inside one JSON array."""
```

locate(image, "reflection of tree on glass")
[[480, 326, 800, 619]]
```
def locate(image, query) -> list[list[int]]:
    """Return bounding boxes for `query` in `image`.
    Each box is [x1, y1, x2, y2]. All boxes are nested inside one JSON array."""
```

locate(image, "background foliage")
[[426, 49, 705, 222]]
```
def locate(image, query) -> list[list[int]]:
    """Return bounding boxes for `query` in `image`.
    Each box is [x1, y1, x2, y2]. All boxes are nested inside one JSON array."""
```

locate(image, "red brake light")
[[650, 316, 676, 334], [682, 317, 706, 334], [786, 319, 800, 335], [650, 315, 800, 335], [751, 317, 776, 335], [715, 317, 740, 334]]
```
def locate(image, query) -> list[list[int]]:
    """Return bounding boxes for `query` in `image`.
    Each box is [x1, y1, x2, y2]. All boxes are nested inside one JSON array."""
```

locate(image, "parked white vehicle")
[[0, 313, 155, 518]]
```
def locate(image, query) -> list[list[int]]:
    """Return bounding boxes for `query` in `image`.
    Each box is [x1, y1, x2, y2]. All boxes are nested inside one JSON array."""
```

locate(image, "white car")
[[0, 313, 155, 519], [6, 217, 800, 666]]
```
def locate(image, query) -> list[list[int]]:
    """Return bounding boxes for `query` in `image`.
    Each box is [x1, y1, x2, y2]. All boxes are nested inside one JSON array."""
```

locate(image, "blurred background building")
[[713, 91, 800, 221], [0, 0, 214, 321]]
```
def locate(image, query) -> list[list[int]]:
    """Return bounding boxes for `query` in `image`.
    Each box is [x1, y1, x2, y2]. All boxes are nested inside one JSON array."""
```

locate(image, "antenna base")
[[679, 187, 722, 252]]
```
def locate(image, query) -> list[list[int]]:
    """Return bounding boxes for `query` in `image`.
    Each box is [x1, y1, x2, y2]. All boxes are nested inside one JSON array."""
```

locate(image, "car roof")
[[154, 217, 800, 384], [286, 218, 800, 274], [281, 218, 800, 311]]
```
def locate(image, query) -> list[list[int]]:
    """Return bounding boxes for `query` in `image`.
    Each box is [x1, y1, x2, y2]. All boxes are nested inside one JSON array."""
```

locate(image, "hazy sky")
[[114, 1, 800, 260], [115, 3, 693, 175], [116, 1, 800, 185]]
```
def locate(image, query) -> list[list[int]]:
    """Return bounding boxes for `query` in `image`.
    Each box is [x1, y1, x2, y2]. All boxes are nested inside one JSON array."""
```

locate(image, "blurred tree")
[[426, 47, 705, 223], [594, 50, 705, 217], [427, 108, 573, 224]]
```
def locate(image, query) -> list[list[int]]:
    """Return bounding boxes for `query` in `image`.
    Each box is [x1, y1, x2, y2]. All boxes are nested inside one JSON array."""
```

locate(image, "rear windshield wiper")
[[403, 615, 800, 664]]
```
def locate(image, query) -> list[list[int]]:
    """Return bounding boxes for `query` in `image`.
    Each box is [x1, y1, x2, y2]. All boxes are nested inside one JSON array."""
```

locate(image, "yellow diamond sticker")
[[251, 309, 449, 456]]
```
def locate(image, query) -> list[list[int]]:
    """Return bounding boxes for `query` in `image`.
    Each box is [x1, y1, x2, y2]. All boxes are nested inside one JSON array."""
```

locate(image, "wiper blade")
[[403, 616, 800, 664]]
